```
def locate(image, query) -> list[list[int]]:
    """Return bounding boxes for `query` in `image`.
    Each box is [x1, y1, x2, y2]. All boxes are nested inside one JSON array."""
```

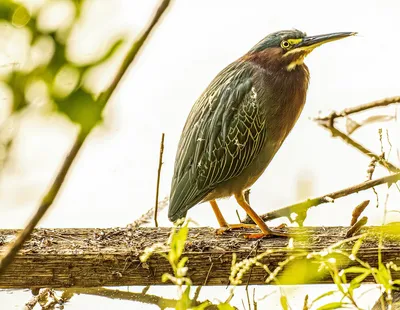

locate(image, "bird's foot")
[[215, 223, 257, 235]]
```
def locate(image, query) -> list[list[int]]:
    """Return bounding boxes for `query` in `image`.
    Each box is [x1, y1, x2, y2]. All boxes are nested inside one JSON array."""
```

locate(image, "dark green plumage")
[[170, 62, 266, 219], [168, 29, 355, 222]]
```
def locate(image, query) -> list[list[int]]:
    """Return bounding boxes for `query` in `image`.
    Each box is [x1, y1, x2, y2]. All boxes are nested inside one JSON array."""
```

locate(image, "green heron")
[[169, 29, 355, 238]]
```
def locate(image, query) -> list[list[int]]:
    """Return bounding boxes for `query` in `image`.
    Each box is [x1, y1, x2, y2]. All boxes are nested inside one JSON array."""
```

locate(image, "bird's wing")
[[169, 62, 267, 220]]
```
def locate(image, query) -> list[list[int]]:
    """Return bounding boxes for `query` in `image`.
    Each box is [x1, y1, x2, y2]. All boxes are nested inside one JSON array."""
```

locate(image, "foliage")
[[141, 223, 400, 309], [140, 219, 221, 309], [0, 0, 126, 169]]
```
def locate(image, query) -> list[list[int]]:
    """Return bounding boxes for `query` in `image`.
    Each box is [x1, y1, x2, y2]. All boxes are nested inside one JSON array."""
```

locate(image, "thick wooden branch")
[[1, 226, 400, 288]]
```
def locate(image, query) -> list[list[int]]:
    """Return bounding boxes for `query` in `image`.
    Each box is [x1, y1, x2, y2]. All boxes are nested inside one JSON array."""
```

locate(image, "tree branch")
[[0, 0, 171, 276], [154, 133, 165, 227], [1, 226, 400, 287], [243, 172, 400, 224], [315, 96, 400, 121]]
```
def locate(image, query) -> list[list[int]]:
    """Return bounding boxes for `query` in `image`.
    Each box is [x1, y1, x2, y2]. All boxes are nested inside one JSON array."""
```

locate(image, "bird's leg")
[[234, 192, 288, 239], [210, 200, 256, 234], [210, 200, 228, 227]]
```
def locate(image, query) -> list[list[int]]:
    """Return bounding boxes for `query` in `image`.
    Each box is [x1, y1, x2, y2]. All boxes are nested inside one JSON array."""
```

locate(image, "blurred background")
[[0, 0, 399, 308]]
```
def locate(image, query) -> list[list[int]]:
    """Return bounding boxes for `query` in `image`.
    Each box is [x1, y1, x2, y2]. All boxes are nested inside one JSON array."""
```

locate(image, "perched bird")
[[168, 30, 355, 238]]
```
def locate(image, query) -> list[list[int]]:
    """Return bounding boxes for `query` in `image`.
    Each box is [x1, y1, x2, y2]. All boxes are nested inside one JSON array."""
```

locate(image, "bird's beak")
[[295, 32, 357, 50]]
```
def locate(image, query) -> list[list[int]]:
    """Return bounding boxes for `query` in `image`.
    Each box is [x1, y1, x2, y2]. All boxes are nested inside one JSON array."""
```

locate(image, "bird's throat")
[[286, 54, 308, 71]]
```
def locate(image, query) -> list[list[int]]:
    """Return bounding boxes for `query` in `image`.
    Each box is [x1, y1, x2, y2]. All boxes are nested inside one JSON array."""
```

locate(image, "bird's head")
[[247, 29, 356, 71]]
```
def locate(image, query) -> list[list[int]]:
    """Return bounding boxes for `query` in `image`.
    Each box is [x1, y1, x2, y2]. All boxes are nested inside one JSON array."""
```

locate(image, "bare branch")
[[0, 0, 172, 276], [154, 133, 165, 227], [243, 172, 400, 224], [315, 96, 400, 122]]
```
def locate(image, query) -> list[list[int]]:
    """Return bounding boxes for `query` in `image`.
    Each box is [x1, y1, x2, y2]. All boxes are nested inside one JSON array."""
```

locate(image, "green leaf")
[[342, 266, 369, 274], [349, 270, 371, 287], [55, 89, 103, 134], [161, 273, 172, 283], [280, 295, 289, 310], [376, 262, 391, 289], [217, 303, 236, 310], [168, 225, 188, 266], [311, 290, 337, 304], [317, 302, 349, 310], [175, 286, 191, 310], [351, 236, 365, 257], [178, 256, 189, 269]]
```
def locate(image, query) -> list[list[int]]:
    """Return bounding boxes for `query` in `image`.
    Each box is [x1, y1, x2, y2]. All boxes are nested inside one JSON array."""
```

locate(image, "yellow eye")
[[281, 40, 290, 49]]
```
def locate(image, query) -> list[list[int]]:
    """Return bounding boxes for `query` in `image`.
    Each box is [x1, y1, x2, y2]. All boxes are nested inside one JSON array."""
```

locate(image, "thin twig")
[[243, 172, 400, 224], [154, 133, 165, 227], [317, 123, 400, 173], [204, 262, 213, 286], [0, 0, 172, 276], [315, 96, 400, 121]]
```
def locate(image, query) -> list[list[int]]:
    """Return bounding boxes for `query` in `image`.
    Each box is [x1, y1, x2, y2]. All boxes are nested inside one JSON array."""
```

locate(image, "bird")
[[168, 29, 356, 238]]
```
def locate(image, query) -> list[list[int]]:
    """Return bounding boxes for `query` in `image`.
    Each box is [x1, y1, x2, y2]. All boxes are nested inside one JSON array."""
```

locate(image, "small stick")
[[203, 262, 213, 286], [243, 172, 400, 224], [154, 133, 165, 227], [315, 96, 400, 122]]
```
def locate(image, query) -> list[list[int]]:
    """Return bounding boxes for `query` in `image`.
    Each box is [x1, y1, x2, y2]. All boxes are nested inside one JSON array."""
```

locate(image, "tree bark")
[[0, 226, 399, 288]]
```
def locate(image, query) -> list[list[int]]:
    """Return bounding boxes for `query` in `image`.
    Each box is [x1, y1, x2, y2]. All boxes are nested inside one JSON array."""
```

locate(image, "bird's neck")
[[243, 49, 310, 142]]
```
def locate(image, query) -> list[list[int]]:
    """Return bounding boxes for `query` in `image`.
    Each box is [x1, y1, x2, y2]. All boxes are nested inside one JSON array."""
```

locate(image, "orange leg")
[[234, 192, 288, 239], [210, 200, 256, 233], [210, 200, 228, 227]]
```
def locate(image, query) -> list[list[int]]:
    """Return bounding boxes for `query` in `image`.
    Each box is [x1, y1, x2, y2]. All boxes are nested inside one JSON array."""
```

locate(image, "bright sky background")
[[0, 0, 399, 308]]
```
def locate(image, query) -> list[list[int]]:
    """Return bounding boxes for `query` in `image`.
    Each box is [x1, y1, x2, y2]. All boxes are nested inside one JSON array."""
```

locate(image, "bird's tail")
[[168, 171, 206, 222]]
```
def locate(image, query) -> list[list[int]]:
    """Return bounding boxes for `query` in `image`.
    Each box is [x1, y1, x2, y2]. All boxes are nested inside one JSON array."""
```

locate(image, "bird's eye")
[[281, 40, 290, 49]]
